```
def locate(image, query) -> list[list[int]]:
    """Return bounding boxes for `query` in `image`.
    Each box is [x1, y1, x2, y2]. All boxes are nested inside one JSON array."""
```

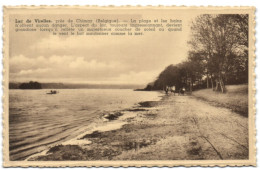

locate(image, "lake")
[[9, 89, 161, 160]]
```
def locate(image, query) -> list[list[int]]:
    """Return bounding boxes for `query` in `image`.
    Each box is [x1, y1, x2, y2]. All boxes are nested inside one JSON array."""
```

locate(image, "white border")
[[1, 0, 259, 169]]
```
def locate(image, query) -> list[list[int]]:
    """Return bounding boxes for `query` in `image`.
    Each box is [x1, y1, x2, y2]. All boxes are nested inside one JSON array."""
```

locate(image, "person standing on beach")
[[165, 86, 169, 95]]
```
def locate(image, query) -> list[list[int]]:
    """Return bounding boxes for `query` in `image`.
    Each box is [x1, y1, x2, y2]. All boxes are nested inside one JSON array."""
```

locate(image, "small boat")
[[46, 90, 58, 95]]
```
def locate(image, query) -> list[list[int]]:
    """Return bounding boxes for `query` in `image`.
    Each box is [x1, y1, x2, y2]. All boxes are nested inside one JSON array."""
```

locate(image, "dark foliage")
[[146, 14, 248, 93], [19, 81, 42, 89]]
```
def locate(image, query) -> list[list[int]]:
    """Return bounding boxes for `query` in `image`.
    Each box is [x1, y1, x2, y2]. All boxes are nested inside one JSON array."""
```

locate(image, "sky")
[[9, 10, 195, 86]]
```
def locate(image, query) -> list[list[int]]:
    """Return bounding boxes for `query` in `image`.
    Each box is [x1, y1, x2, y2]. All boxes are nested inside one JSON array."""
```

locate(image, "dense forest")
[[145, 14, 248, 93], [19, 81, 42, 89]]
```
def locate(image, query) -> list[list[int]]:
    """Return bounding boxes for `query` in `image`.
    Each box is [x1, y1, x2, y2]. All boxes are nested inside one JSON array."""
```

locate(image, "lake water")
[[9, 89, 161, 160]]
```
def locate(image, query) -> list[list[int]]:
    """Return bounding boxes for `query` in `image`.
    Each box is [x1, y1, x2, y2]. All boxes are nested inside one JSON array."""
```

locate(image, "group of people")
[[165, 86, 185, 95]]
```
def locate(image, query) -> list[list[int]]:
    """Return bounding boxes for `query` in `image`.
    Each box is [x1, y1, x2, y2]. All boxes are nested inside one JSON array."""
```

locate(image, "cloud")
[[10, 55, 48, 73], [68, 57, 120, 70], [10, 21, 192, 84], [29, 35, 133, 51], [9, 55, 127, 82], [9, 54, 162, 85], [17, 68, 51, 76]]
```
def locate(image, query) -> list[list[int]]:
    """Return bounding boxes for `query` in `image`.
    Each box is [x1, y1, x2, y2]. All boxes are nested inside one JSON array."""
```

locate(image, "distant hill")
[[9, 82, 144, 90], [18, 81, 42, 89], [63, 83, 144, 89], [41, 83, 66, 89], [9, 82, 64, 89]]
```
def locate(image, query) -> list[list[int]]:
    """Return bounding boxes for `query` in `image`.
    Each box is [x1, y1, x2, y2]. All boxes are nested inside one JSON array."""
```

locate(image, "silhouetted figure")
[[179, 87, 185, 96], [165, 87, 169, 95], [170, 86, 177, 95], [47, 90, 58, 95]]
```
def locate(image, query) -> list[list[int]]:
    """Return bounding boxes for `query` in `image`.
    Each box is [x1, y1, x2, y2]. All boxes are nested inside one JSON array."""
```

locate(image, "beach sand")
[[29, 94, 248, 161]]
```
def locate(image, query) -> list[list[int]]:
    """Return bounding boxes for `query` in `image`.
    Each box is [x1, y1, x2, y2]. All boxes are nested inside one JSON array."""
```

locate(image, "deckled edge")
[[2, 5, 7, 168], [2, 5, 257, 167], [252, 5, 257, 167]]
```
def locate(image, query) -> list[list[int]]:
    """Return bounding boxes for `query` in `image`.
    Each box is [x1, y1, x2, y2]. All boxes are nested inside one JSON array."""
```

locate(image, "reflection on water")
[[9, 89, 160, 160]]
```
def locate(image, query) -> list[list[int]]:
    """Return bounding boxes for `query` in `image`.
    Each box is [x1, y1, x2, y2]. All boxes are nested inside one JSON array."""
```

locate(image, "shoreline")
[[28, 93, 248, 161], [27, 93, 164, 161]]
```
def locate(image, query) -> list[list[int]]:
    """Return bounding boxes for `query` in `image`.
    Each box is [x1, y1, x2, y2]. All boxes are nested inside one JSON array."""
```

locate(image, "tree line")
[[18, 81, 42, 89], [145, 14, 248, 93]]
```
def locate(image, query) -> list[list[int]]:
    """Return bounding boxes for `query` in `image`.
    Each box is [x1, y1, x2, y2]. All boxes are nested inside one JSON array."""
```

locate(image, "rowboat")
[[46, 90, 58, 94]]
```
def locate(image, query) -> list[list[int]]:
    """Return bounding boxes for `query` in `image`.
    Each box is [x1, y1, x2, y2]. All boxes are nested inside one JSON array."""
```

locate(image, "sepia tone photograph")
[[3, 6, 255, 167]]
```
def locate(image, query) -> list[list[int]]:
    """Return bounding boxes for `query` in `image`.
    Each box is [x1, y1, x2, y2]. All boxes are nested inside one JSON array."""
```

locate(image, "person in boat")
[[47, 90, 57, 94]]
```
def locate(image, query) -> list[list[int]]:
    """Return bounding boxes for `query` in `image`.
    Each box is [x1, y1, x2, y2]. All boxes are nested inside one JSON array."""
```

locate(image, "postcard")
[[3, 6, 256, 167]]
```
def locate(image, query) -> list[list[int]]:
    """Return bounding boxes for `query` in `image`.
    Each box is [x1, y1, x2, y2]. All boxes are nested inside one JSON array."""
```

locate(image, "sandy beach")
[[28, 92, 248, 161]]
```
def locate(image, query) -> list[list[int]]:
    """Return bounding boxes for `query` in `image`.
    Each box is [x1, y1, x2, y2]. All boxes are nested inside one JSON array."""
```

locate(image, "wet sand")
[[29, 94, 248, 161]]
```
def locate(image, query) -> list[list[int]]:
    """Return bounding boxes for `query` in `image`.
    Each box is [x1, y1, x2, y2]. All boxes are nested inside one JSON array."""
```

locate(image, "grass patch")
[[192, 84, 248, 117]]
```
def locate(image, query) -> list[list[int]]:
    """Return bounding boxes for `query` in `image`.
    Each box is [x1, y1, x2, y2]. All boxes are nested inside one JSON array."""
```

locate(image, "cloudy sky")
[[9, 11, 195, 86]]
